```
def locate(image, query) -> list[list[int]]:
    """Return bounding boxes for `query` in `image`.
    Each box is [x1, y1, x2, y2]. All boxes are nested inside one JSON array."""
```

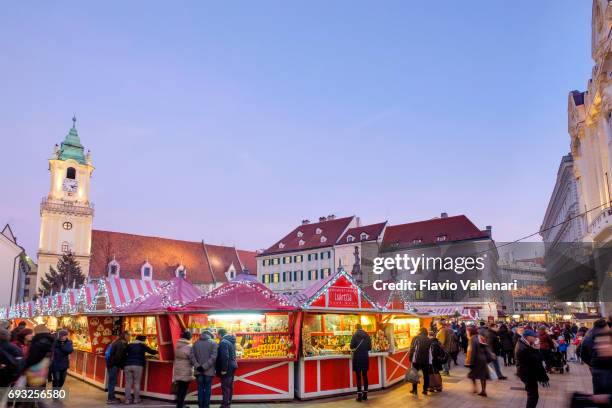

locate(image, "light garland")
[[190, 279, 295, 308], [302, 267, 380, 310]]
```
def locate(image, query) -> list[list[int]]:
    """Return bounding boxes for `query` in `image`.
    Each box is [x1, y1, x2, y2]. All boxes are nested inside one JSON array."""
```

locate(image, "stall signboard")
[[328, 286, 359, 308]]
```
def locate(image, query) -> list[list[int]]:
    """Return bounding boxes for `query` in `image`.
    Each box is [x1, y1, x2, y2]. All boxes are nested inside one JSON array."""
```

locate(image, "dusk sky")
[[0, 1, 592, 259]]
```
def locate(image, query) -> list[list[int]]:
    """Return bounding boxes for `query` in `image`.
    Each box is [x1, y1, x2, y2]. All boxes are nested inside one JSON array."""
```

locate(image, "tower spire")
[[72, 115, 77, 129]]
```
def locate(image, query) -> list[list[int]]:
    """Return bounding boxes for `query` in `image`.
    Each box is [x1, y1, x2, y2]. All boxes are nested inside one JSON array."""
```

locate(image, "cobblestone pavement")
[[46, 357, 594, 408]]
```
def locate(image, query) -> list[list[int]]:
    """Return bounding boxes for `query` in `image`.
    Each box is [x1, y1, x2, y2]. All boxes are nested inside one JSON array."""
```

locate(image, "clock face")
[[63, 178, 78, 193], [63, 221, 73, 230]]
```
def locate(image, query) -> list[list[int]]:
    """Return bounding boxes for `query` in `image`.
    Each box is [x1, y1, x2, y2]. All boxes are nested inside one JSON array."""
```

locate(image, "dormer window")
[[176, 264, 187, 278], [412, 238, 422, 245], [278, 242, 285, 249], [108, 259, 120, 278], [315, 228, 322, 235], [320, 236, 327, 243], [141, 262, 153, 281], [297, 231, 304, 238], [299, 239, 305, 246], [360, 232, 369, 240], [347, 235, 355, 243], [436, 235, 448, 242]]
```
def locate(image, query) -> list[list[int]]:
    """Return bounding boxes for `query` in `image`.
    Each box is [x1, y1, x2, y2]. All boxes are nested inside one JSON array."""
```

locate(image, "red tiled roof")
[[338, 222, 387, 244], [261, 216, 355, 255], [237, 249, 257, 275], [90, 230, 247, 285], [382, 215, 489, 249]]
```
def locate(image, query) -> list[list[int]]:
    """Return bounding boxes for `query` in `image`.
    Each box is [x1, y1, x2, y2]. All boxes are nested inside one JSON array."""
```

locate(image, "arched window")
[[360, 232, 369, 240], [108, 259, 120, 277], [66, 167, 76, 180], [176, 264, 187, 278], [347, 235, 355, 243], [61, 241, 70, 253], [141, 262, 153, 280]]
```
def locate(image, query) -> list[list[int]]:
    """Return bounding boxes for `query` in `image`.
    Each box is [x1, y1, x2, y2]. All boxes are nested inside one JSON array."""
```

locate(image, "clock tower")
[[36, 117, 94, 292]]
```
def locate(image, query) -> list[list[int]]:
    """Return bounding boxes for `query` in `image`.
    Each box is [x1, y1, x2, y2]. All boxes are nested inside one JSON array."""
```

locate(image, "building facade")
[[0, 224, 36, 305], [566, 0, 612, 315], [498, 258, 552, 321]]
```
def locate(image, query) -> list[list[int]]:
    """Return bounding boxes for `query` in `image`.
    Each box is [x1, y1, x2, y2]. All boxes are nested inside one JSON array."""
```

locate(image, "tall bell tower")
[[36, 117, 94, 292]]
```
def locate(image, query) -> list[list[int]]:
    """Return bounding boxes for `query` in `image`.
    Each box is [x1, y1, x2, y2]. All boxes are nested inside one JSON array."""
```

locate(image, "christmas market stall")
[[172, 274, 298, 402], [293, 269, 396, 399], [363, 283, 425, 387], [84, 276, 205, 399], [66, 277, 166, 389]]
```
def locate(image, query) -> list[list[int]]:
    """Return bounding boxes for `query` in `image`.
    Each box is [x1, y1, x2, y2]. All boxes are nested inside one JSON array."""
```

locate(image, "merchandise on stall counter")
[[390, 317, 420, 350], [59, 315, 92, 352], [301, 313, 387, 357], [123, 316, 159, 350], [187, 312, 295, 360]]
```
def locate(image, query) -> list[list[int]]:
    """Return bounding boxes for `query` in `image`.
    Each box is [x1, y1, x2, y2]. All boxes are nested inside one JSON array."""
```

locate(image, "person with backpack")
[[106, 332, 129, 404], [216, 329, 237, 408], [580, 316, 612, 395], [408, 327, 432, 396], [50, 329, 73, 390], [124, 335, 158, 404], [350, 324, 372, 402], [191, 329, 218, 408]]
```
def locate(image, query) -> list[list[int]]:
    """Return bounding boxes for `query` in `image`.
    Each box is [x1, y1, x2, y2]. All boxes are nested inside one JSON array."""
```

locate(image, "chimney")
[[486, 225, 492, 237], [302, 219, 310, 225], [319, 216, 327, 222], [441, 212, 448, 218], [327, 214, 335, 220]]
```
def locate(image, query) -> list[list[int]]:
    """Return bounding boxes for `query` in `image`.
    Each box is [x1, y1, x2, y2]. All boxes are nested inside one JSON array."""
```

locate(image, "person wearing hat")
[[190, 329, 218, 408], [24, 324, 55, 388], [50, 329, 73, 390], [516, 329, 549, 408], [173, 331, 194, 408]]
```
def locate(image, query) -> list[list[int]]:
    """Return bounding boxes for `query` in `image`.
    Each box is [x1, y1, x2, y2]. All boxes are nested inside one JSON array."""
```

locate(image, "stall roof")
[[174, 275, 296, 312], [287, 268, 379, 311], [117, 277, 203, 314], [362, 281, 408, 311]]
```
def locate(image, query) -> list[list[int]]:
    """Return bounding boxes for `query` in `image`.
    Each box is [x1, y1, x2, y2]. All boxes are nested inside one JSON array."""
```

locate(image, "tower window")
[[66, 167, 76, 180], [61, 242, 70, 253]]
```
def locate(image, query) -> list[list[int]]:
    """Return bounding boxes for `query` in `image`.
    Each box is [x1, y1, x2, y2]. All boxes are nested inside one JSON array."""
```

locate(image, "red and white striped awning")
[[415, 306, 479, 320], [104, 278, 164, 309]]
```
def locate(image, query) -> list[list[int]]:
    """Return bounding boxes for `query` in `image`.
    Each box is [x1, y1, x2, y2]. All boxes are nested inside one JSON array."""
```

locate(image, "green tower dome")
[[58, 116, 86, 165]]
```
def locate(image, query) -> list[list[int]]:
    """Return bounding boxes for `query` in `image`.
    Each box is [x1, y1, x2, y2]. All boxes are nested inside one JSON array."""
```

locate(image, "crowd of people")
[[0, 319, 73, 407], [397, 316, 612, 408], [105, 327, 237, 408], [1, 315, 610, 408]]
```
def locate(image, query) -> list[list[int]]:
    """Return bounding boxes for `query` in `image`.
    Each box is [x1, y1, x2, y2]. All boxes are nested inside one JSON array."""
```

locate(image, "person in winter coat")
[[428, 333, 447, 393], [50, 329, 73, 389], [580, 316, 612, 395], [173, 331, 194, 408], [106, 331, 129, 404], [0, 327, 23, 386], [498, 324, 515, 366], [215, 329, 237, 408], [24, 324, 55, 389], [436, 321, 454, 375], [124, 335, 158, 404], [485, 324, 507, 379], [516, 329, 550, 408], [12, 328, 33, 358], [537, 326, 555, 372], [459, 323, 468, 353], [191, 329, 218, 408], [350, 324, 372, 402], [409, 327, 432, 395], [465, 327, 493, 397]]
